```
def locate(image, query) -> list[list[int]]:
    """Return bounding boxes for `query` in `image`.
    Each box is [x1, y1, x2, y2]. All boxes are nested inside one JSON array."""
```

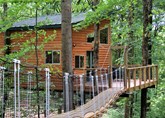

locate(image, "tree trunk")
[[142, 0, 152, 66], [124, 97, 130, 118], [141, 0, 152, 118], [3, 3, 11, 55], [93, 0, 100, 68], [2, 3, 7, 20], [148, 0, 152, 65], [61, 0, 73, 112], [93, 23, 99, 68], [141, 88, 148, 118], [124, 94, 134, 118], [1, 3, 8, 118], [129, 94, 134, 118], [128, 1, 134, 64]]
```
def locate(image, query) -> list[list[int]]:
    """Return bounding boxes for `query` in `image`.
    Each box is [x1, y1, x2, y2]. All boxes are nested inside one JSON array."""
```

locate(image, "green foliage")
[[103, 108, 124, 118], [0, 0, 164, 117], [103, 99, 125, 118]]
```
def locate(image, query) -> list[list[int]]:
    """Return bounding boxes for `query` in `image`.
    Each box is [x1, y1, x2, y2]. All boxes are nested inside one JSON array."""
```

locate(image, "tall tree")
[[1, 3, 8, 118], [93, 0, 100, 68], [142, 0, 152, 66], [141, 0, 152, 118], [61, 0, 73, 112]]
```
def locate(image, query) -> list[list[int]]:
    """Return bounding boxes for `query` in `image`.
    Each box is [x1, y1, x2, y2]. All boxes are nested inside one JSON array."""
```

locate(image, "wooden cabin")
[[0, 13, 159, 118], [0, 13, 112, 91], [0, 13, 111, 75]]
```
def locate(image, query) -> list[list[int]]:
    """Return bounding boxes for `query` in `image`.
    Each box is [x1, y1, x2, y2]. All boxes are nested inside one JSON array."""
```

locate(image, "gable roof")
[[9, 13, 86, 31]]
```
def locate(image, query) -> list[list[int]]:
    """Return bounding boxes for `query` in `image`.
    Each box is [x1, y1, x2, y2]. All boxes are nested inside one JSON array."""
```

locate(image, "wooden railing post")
[[124, 46, 128, 89], [133, 69, 136, 90], [125, 65, 158, 91], [108, 66, 112, 88], [143, 67, 146, 87], [156, 65, 158, 83], [128, 69, 130, 90], [139, 68, 142, 89], [148, 67, 151, 86], [124, 67, 127, 89]]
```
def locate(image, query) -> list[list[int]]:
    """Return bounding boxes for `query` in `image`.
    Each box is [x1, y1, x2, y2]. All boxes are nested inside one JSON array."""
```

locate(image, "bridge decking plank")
[[49, 79, 156, 118]]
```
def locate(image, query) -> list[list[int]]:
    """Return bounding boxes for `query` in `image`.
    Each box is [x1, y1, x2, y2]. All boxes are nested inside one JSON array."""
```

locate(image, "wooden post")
[[148, 67, 151, 85], [107, 66, 112, 88], [109, 48, 112, 88], [156, 65, 158, 83], [133, 69, 136, 90], [139, 68, 142, 89], [124, 47, 128, 89], [143, 67, 146, 87], [128, 70, 130, 90]]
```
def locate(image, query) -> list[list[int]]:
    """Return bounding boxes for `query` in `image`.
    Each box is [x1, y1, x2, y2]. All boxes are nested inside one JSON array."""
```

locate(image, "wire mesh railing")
[[0, 59, 53, 118]]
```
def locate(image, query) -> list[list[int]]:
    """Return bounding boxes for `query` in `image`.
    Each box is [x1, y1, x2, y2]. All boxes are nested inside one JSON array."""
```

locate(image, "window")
[[46, 50, 60, 64], [86, 51, 94, 68], [75, 56, 84, 68], [87, 33, 94, 43], [100, 28, 108, 44]]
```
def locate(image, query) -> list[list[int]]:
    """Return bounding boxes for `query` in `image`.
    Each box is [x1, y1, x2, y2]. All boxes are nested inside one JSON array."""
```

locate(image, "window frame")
[[86, 32, 94, 43], [75, 55, 84, 69], [100, 27, 109, 44], [45, 50, 61, 64]]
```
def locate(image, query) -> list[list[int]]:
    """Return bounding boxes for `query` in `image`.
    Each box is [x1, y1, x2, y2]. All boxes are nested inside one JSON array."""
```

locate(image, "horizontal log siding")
[[9, 19, 110, 75], [0, 33, 4, 56], [73, 19, 111, 74], [10, 29, 62, 71], [0, 19, 110, 90]]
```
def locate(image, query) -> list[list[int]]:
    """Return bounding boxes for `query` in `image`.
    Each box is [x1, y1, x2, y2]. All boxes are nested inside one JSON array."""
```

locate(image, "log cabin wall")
[[0, 33, 5, 57], [9, 29, 62, 71], [2, 19, 110, 75], [72, 19, 111, 75]]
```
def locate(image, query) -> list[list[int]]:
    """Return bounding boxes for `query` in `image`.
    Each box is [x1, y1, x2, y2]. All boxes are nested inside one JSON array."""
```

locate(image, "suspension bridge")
[[0, 59, 158, 118], [50, 65, 158, 118]]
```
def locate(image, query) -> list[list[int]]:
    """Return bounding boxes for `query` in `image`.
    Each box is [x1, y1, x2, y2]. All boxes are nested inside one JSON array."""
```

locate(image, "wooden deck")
[[49, 65, 158, 118]]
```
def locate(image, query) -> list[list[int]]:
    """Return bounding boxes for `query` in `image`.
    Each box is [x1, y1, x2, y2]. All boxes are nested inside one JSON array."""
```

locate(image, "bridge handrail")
[[126, 64, 158, 70], [124, 65, 158, 90]]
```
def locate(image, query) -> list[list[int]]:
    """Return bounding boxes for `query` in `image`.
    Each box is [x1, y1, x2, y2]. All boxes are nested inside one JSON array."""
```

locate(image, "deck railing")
[[125, 65, 158, 90]]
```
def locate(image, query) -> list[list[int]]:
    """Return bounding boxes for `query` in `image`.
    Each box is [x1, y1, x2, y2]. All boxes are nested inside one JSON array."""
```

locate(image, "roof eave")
[[7, 21, 82, 31]]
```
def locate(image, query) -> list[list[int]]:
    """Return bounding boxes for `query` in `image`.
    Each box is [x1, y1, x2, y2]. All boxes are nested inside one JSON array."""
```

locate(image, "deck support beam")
[[140, 88, 148, 118]]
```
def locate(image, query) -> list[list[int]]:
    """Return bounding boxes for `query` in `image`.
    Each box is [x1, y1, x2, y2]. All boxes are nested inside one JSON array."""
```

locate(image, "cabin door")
[[86, 51, 94, 68]]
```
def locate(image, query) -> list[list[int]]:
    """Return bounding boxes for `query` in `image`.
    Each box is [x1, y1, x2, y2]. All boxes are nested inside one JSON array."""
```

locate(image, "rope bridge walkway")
[[50, 65, 158, 118], [0, 59, 158, 118]]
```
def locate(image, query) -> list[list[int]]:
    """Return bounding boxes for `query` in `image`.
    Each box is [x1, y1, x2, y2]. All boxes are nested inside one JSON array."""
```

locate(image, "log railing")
[[125, 65, 158, 90]]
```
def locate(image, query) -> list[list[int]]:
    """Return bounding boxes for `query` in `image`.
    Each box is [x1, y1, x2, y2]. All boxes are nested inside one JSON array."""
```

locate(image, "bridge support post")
[[108, 66, 112, 88], [140, 88, 147, 118]]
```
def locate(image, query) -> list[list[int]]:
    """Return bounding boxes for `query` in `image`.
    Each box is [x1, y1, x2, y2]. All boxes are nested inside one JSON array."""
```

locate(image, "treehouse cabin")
[[0, 13, 112, 90], [0, 13, 110, 74], [0, 13, 159, 118]]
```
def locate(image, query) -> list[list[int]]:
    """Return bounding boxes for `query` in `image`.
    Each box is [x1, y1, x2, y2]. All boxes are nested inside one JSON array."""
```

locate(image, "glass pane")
[[46, 51, 52, 63], [53, 51, 60, 63], [86, 51, 90, 68], [100, 28, 108, 44], [75, 56, 80, 68], [86, 51, 94, 68], [80, 56, 84, 68], [87, 33, 94, 43]]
